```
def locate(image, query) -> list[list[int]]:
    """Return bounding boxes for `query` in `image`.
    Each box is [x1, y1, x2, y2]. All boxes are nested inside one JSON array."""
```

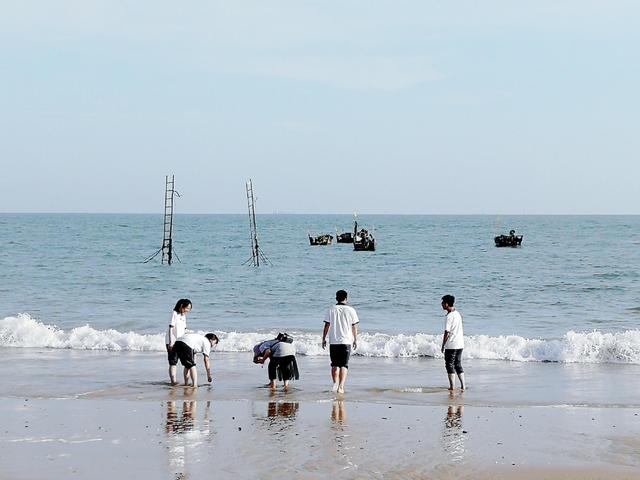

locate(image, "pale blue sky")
[[1, 1, 638, 214]]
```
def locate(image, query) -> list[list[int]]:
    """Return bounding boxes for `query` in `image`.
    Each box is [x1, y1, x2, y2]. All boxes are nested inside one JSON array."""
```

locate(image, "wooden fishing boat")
[[336, 231, 354, 244], [353, 221, 375, 251], [494, 229, 523, 247], [309, 234, 333, 246]]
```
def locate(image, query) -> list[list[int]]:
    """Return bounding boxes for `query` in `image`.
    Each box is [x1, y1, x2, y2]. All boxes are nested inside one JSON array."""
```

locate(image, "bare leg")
[[183, 367, 190, 386], [331, 366, 339, 392], [190, 366, 198, 387], [447, 373, 456, 390], [457, 373, 466, 391], [283, 380, 290, 391], [169, 365, 178, 385], [268, 379, 276, 389], [337, 367, 348, 394]]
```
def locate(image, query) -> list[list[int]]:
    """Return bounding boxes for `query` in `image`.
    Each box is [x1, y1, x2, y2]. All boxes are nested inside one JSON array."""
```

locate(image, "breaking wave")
[[2, 314, 640, 364]]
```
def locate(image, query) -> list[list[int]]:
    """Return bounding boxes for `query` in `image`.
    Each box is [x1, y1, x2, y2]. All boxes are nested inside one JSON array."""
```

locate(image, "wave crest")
[[0, 314, 162, 351], [2, 314, 640, 364]]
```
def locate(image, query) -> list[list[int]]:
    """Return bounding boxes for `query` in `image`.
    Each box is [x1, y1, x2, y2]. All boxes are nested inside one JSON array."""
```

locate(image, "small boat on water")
[[309, 234, 333, 246], [335, 231, 354, 244], [494, 229, 523, 247], [353, 221, 375, 251]]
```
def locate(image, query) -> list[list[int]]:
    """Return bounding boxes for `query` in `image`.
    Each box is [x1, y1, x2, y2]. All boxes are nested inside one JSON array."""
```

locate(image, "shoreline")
[[4, 349, 640, 408]]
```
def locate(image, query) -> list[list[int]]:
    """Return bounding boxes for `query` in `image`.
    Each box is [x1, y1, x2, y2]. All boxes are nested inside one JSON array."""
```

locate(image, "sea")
[[3, 213, 640, 479], [1, 214, 640, 364]]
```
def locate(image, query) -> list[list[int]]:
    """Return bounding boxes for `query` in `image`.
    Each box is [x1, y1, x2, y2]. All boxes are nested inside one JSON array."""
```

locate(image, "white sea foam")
[[2, 314, 640, 364], [0, 314, 164, 351]]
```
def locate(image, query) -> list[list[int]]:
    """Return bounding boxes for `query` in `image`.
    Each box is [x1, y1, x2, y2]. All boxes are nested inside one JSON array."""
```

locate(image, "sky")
[[1, 1, 638, 214]]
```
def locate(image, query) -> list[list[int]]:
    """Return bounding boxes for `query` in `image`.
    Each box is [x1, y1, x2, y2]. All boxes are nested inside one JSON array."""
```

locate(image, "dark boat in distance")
[[353, 221, 375, 251], [335, 231, 354, 244], [309, 234, 333, 246], [494, 229, 523, 247]]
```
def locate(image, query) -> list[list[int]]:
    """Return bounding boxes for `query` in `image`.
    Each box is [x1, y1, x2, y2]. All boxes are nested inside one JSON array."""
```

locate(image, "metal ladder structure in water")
[[161, 175, 176, 264], [145, 175, 180, 265], [244, 179, 271, 267]]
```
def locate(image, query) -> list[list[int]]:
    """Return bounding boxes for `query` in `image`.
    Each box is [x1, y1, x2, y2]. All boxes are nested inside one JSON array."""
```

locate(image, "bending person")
[[173, 333, 218, 387], [253, 333, 299, 390]]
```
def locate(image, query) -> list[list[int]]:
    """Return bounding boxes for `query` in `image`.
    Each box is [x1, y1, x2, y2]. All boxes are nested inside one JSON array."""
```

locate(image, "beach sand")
[[2, 397, 639, 479], [2, 349, 640, 479]]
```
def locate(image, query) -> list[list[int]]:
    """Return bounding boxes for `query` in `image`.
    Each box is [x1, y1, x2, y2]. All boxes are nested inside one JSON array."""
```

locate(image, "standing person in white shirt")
[[165, 299, 192, 385], [322, 290, 359, 394], [440, 294, 465, 391], [173, 333, 219, 387]]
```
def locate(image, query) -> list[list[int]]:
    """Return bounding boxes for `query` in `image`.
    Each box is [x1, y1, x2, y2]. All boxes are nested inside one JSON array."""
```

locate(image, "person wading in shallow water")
[[165, 299, 192, 385], [440, 294, 465, 391], [253, 333, 299, 390], [322, 290, 359, 394], [173, 333, 218, 387]]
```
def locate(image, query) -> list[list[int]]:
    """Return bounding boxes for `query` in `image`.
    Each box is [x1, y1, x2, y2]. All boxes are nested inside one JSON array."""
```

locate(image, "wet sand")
[[2, 349, 640, 479], [2, 396, 639, 479]]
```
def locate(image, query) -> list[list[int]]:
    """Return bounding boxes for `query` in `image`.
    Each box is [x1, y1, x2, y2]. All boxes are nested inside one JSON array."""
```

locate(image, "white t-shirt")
[[165, 311, 187, 346], [324, 304, 359, 345], [444, 310, 464, 349], [258, 339, 296, 357], [177, 333, 212, 357]]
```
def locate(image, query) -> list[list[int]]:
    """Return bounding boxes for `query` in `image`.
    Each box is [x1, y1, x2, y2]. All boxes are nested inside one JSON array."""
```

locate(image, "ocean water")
[[1, 214, 640, 364]]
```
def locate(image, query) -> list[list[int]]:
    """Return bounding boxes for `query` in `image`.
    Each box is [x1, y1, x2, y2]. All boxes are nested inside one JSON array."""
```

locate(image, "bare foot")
[[337, 387, 345, 394], [332, 383, 338, 393]]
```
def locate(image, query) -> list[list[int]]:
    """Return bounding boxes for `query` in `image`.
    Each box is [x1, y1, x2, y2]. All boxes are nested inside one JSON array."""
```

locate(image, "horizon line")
[[1, 212, 639, 216]]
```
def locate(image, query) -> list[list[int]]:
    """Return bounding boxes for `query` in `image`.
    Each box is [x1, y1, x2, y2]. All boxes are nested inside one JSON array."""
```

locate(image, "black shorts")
[[444, 349, 464, 374], [173, 341, 196, 369], [330, 344, 351, 368], [167, 345, 179, 366]]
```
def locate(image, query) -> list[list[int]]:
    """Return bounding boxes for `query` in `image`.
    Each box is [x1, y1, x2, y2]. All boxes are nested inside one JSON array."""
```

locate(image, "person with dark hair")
[[440, 295, 465, 391], [173, 333, 218, 387], [322, 290, 359, 394], [253, 334, 299, 390], [165, 299, 192, 385]]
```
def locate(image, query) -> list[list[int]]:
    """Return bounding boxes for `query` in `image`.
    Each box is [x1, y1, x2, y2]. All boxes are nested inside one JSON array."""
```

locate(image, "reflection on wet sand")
[[442, 395, 465, 462], [267, 401, 299, 419], [255, 400, 300, 435], [166, 400, 196, 434], [331, 400, 347, 424], [330, 401, 357, 472], [165, 393, 212, 480]]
